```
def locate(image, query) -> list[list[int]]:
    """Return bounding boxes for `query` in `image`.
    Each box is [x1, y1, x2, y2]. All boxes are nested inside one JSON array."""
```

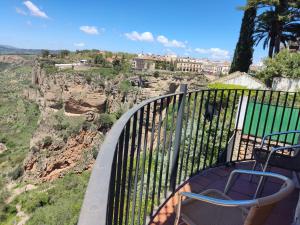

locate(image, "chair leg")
[[254, 166, 269, 199], [249, 161, 257, 182], [174, 195, 182, 225]]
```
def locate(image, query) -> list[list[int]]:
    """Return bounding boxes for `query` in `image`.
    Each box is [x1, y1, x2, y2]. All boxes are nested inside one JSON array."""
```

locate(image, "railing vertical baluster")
[[284, 93, 297, 148], [252, 91, 266, 150], [164, 95, 177, 197], [237, 90, 251, 161], [229, 90, 244, 162], [209, 90, 224, 167], [143, 101, 157, 223], [275, 92, 289, 148], [224, 90, 238, 162], [119, 120, 131, 225], [125, 113, 138, 225], [150, 99, 164, 215], [259, 90, 273, 152], [292, 98, 300, 144], [190, 91, 204, 175], [216, 90, 231, 164], [170, 84, 187, 192], [178, 92, 192, 184], [268, 92, 281, 150], [131, 108, 144, 225], [197, 90, 210, 171], [137, 104, 151, 225], [107, 151, 117, 225], [243, 90, 258, 158], [157, 97, 170, 203], [114, 132, 125, 225], [184, 92, 198, 180], [203, 90, 217, 169]]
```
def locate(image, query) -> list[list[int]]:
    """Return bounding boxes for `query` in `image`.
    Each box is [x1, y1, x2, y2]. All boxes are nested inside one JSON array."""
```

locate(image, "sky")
[[0, 0, 267, 63]]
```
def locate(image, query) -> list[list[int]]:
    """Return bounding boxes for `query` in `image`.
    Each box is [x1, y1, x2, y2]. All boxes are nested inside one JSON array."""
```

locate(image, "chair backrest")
[[244, 203, 276, 225], [243, 176, 295, 225]]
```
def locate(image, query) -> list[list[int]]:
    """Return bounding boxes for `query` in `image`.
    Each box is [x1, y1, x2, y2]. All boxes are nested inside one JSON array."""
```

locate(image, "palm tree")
[[252, 0, 300, 57]]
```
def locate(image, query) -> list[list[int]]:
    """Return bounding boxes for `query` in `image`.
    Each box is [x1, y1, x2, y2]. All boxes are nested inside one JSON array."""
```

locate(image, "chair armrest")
[[260, 130, 300, 148], [179, 192, 257, 207]]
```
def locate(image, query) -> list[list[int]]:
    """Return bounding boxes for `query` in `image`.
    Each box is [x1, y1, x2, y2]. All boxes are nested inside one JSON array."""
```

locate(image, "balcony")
[[78, 86, 300, 225]]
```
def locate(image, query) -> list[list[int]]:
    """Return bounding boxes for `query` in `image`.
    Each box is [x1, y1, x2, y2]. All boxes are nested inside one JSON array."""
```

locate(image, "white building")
[[211, 72, 266, 89], [176, 58, 202, 73]]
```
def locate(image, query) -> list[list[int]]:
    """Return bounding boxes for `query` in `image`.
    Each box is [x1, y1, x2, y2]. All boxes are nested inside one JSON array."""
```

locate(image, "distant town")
[[54, 51, 264, 77]]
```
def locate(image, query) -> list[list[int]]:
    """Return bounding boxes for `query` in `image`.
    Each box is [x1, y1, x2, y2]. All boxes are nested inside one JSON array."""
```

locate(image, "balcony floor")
[[150, 161, 299, 225]]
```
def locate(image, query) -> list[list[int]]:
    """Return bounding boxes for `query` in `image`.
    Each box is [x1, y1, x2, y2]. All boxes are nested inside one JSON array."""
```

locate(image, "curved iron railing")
[[78, 87, 300, 225]]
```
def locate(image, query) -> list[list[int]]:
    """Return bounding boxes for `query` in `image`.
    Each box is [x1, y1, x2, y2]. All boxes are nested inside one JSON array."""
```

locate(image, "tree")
[[41, 49, 50, 58], [230, 2, 256, 73], [257, 49, 300, 87], [250, 0, 300, 57], [112, 58, 122, 73], [94, 54, 106, 66], [60, 50, 70, 58]]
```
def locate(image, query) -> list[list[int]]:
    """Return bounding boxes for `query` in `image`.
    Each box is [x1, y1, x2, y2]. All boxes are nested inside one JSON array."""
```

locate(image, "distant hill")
[[0, 45, 61, 55]]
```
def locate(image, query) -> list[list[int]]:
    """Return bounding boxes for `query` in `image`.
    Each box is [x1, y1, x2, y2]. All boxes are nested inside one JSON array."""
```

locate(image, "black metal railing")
[[78, 86, 300, 225]]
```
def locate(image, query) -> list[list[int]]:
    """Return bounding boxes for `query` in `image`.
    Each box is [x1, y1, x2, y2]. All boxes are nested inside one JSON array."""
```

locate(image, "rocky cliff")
[[22, 60, 208, 182]]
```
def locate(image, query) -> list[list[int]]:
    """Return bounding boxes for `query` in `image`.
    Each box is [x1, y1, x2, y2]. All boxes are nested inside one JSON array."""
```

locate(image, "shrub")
[[20, 192, 50, 213], [9, 165, 24, 180], [257, 50, 300, 87], [85, 75, 92, 84], [52, 99, 64, 110], [119, 80, 133, 94], [153, 71, 160, 78], [43, 136, 52, 147], [30, 146, 39, 154], [95, 113, 116, 132], [92, 147, 99, 160]]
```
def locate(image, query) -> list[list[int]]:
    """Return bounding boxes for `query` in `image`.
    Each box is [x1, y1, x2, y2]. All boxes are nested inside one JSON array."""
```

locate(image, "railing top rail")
[[78, 88, 299, 225], [78, 91, 184, 225], [188, 88, 299, 93]]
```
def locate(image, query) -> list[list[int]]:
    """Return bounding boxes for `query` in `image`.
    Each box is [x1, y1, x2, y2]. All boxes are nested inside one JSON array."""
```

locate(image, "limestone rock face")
[[0, 55, 25, 64], [28, 61, 108, 114], [0, 143, 7, 153], [24, 129, 101, 182], [64, 92, 107, 114], [22, 61, 208, 182]]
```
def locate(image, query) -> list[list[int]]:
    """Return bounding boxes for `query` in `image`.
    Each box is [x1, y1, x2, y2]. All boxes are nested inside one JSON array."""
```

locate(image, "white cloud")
[[157, 35, 186, 48], [23, 1, 48, 19], [74, 42, 85, 47], [195, 48, 230, 59], [80, 26, 99, 35], [157, 35, 169, 45], [125, 31, 154, 42], [16, 7, 27, 16]]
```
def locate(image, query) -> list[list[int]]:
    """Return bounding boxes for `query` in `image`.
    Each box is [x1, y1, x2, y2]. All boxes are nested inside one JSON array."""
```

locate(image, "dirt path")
[[6, 184, 37, 204], [16, 204, 30, 225], [5, 183, 36, 225]]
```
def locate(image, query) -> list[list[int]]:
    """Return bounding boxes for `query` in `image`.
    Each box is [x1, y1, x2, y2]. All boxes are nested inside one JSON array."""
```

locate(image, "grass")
[[0, 98, 40, 174], [16, 172, 90, 225], [0, 62, 40, 176]]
